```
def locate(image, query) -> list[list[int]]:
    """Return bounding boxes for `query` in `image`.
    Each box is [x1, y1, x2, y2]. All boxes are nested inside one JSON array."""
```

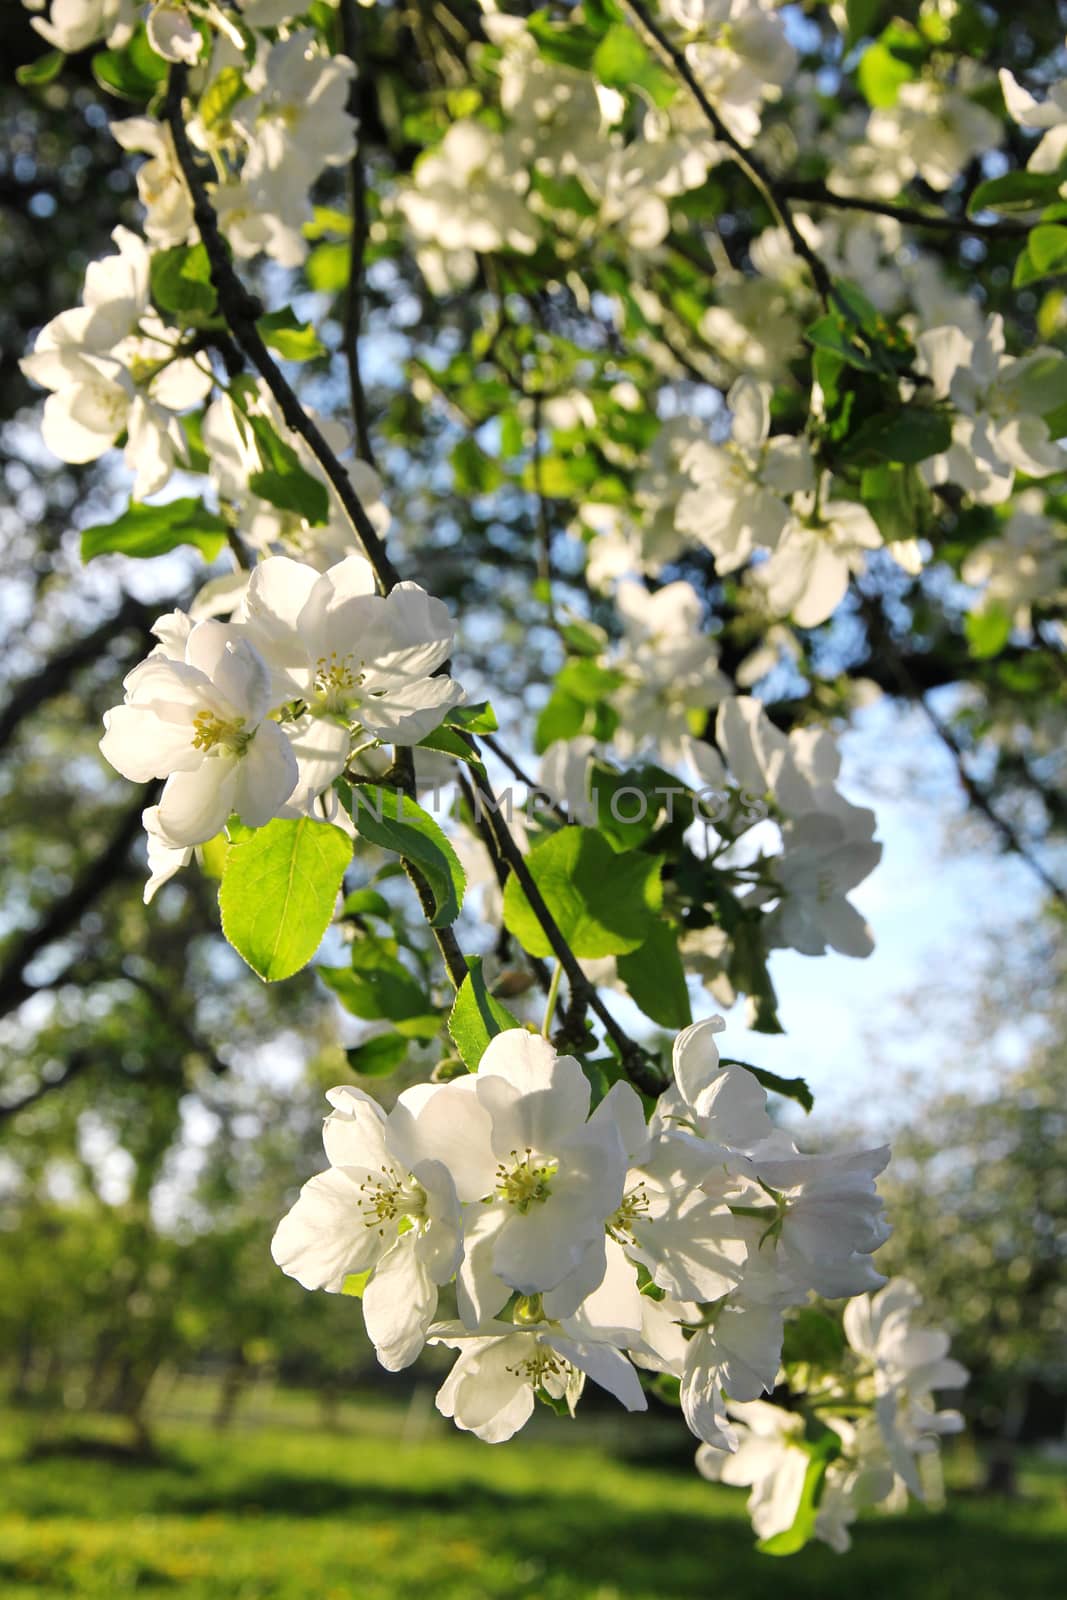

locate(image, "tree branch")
[[0, 595, 157, 757], [778, 180, 1029, 240], [340, 0, 377, 469], [0, 787, 154, 1019], [163, 66, 403, 591], [858, 594, 1067, 910]]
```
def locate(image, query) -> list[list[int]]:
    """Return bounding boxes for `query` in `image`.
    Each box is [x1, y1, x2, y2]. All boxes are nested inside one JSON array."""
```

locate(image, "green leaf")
[[256, 307, 327, 362], [1028, 223, 1067, 275], [341, 1269, 372, 1298], [757, 1435, 840, 1556], [306, 240, 350, 293], [219, 818, 352, 981], [856, 22, 923, 108], [341, 887, 394, 921], [844, 0, 886, 47], [592, 22, 675, 105], [319, 941, 437, 1031], [16, 52, 64, 87], [344, 1031, 409, 1077], [617, 920, 692, 1029], [244, 415, 330, 525], [448, 957, 522, 1070], [503, 827, 663, 959], [535, 689, 587, 752], [720, 1058, 813, 1113], [965, 603, 1012, 659], [81, 497, 228, 562], [847, 405, 952, 464], [341, 786, 466, 928], [968, 170, 1064, 217], [444, 700, 498, 734], [451, 436, 504, 494], [149, 244, 217, 324], [199, 65, 248, 131], [92, 26, 169, 100]]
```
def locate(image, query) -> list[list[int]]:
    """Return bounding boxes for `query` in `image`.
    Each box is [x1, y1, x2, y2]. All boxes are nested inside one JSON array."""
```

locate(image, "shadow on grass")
[[166, 1468, 1067, 1599]]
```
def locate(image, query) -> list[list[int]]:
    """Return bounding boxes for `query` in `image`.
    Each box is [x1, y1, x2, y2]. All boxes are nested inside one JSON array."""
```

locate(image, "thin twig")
[[339, 0, 377, 469], [462, 758, 666, 1094], [859, 594, 1067, 910], [165, 65, 660, 1086], [779, 180, 1029, 240], [620, 0, 839, 311], [163, 66, 402, 592]]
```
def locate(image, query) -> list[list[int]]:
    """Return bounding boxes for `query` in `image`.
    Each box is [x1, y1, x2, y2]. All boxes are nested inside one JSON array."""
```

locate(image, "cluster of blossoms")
[[98, 554, 464, 893], [273, 1021, 964, 1534], [17, 0, 998, 1557]]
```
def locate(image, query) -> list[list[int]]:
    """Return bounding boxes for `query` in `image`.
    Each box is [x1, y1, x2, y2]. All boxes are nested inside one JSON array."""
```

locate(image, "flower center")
[[357, 1165, 427, 1234], [191, 711, 251, 755], [496, 1148, 557, 1213], [507, 1346, 567, 1386], [314, 652, 363, 712], [607, 1183, 650, 1243]]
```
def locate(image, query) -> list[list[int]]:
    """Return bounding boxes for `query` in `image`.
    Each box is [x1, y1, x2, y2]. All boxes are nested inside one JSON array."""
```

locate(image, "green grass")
[[0, 1395, 1064, 1600]]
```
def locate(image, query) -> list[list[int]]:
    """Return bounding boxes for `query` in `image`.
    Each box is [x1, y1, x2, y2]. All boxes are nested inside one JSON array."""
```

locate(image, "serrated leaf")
[[81, 497, 228, 562], [220, 818, 352, 981], [445, 700, 498, 734], [503, 827, 662, 959], [340, 786, 465, 928], [319, 941, 437, 1030], [448, 957, 522, 1070]]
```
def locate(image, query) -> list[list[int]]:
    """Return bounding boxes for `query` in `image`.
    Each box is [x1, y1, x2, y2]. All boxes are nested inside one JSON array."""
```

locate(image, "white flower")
[[20, 228, 211, 496], [711, 695, 876, 832], [661, 1017, 774, 1156], [867, 81, 1001, 192], [844, 1277, 968, 1498], [961, 490, 1067, 630], [696, 1398, 810, 1539], [917, 315, 1067, 504], [146, 3, 203, 64], [757, 492, 883, 628], [765, 807, 881, 959], [110, 119, 195, 249], [424, 1031, 628, 1313], [399, 121, 539, 258], [141, 803, 192, 903], [678, 378, 814, 573], [999, 68, 1067, 173], [234, 555, 464, 807], [610, 580, 729, 762], [682, 1299, 786, 1447], [29, 0, 135, 53], [679, 1, 796, 148], [745, 1141, 891, 1300], [271, 1085, 463, 1371], [431, 1317, 646, 1443], [100, 619, 299, 847]]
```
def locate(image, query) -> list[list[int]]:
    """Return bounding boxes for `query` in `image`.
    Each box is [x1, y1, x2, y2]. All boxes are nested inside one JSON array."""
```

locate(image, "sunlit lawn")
[[1, 1388, 1064, 1599]]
